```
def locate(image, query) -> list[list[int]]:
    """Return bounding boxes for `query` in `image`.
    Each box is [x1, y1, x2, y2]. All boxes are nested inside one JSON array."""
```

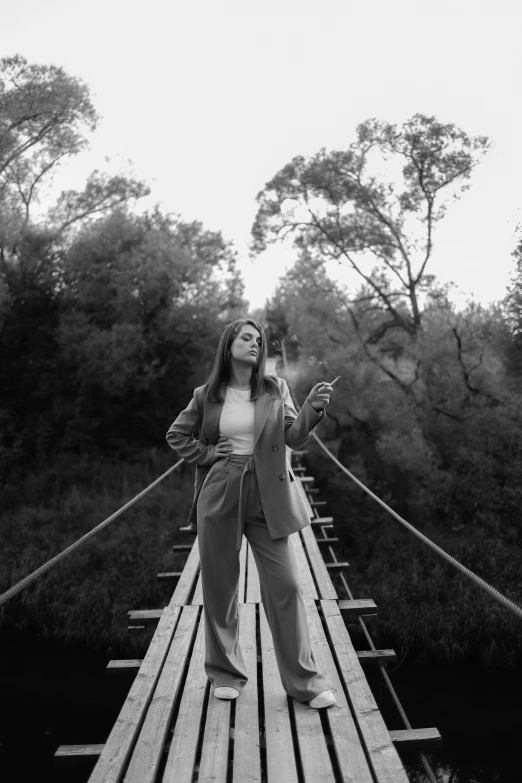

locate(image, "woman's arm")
[[280, 378, 327, 451], [166, 389, 217, 466]]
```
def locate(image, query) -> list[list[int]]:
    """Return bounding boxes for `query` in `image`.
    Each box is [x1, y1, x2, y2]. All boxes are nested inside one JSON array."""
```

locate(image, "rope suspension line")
[[284, 369, 522, 623], [4, 370, 522, 628], [311, 431, 522, 623], [0, 459, 184, 608]]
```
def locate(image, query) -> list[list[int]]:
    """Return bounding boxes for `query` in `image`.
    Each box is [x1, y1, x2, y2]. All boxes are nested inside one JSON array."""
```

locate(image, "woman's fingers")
[[217, 436, 233, 453]]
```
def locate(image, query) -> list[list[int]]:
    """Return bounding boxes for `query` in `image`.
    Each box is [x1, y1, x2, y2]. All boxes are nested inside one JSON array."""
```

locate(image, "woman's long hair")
[[202, 319, 281, 403]]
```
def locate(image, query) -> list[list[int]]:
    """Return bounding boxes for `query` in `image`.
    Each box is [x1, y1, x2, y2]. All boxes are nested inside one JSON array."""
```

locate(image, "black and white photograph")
[[1, 1, 521, 781]]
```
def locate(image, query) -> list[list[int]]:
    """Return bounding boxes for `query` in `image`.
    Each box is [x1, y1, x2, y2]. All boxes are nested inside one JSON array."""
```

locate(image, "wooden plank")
[[88, 605, 182, 783], [238, 534, 247, 603], [300, 525, 337, 600], [291, 450, 308, 457], [389, 728, 442, 750], [60, 723, 434, 773], [321, 600, 410, 783], [106, 660, 142, 675], [316, 537, 339, 545], [124, 605, 199, 783], [157, 571, 182, 582], [233, 603, 262, 782], [299, 476, 315, 484], [292, 530, 318, 600], [172, 544, 193, 551], [310, 517, 334, 526], [246, 541, 261, 603], [299, 595, 374, 783], [260, 602, 299, 783], [310, 500, 327, 507], [168, 537, 201, 606], [325, 562, 350, 572], [198, 677, 232, 782], [356, 650, 397, 666], [290, 699, 333, 783], [127, 609, 162, 625], [284, 533, 342, 783], [163, 608, 207, 783], [338, 599, 377, 617], [289, 595, 335, 783], [192, 572, 203, 605], [56, 744, 103, 760]]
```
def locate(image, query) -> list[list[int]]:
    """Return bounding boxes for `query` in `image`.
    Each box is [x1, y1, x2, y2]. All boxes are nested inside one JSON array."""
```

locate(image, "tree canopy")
[[250, 114, 490, 336], [1, 59, 522, 667]]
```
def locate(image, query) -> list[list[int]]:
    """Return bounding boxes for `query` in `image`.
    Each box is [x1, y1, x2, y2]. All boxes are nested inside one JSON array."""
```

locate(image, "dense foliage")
[[256, 254, 522, 668], [2, 56, 522, 668]]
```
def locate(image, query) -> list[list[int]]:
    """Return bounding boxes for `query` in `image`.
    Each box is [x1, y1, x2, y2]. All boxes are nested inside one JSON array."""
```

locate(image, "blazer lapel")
[[202, 387, 274, 450], [253, 390, 273, 450]]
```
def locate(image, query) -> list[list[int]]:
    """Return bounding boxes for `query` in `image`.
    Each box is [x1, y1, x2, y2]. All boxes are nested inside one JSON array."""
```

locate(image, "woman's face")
[[230, 324, 262, 365]]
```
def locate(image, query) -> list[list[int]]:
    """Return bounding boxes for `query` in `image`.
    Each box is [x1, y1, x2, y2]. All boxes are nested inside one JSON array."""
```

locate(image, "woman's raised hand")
[[307, 382, 334, 411]]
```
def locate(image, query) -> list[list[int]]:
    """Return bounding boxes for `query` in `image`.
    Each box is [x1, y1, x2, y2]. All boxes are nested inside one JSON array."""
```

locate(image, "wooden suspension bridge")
[[55, 448, 442, 783]]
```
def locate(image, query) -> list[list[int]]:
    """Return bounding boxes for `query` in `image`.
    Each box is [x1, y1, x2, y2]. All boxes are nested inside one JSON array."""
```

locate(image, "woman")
[[166, 318, 337, 709]]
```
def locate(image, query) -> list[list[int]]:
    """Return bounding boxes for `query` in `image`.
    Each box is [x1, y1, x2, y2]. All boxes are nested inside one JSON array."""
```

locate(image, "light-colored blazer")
[[166, 376, 327, 538]]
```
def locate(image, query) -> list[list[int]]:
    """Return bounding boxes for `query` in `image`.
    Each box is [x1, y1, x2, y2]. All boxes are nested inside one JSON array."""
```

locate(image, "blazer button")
[[279, 474, 286, 481], [272, 445, 279, 451]]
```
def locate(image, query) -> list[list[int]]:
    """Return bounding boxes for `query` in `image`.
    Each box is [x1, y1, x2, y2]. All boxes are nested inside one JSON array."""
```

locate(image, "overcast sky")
[[3, 0, 522, 311]]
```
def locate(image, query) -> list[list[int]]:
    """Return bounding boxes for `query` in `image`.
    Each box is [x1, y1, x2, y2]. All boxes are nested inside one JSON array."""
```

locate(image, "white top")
[[218, 386, 255, 454]]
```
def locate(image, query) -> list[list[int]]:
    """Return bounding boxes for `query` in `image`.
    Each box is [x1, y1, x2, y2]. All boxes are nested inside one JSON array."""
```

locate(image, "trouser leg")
[[244, 472, 329, 702], [197, 462, 248, 691]]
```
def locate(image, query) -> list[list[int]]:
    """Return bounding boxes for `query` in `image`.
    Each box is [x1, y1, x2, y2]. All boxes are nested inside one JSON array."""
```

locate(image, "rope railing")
[[4, 372, 522, 627], [287, 372, 522, 623], [0, 458, 184, 608], [310, 432, 522, 622], [285, 372, 517, 783]]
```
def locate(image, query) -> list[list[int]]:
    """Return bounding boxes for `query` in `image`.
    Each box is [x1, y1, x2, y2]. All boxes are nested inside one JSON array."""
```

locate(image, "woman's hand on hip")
[[307, 382, 333, 412], [214, 435, 233, 460]]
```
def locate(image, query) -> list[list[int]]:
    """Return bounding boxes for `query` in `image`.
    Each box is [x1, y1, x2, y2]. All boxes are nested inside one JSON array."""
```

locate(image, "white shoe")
[[214, 686, 240, 700], [309, 689, 336, 709]]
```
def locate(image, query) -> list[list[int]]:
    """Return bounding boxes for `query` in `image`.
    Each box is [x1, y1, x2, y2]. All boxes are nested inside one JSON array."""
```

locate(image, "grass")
[[2, 444, 521, 668], [0, 448, 195, 657], [307, 447, 522, 669]]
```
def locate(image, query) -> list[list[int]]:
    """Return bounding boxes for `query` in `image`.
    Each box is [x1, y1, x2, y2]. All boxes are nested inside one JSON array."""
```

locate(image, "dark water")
[[0, 631, 132, 783], [366, 662, 521, 783], [0, 630, 520, 783]]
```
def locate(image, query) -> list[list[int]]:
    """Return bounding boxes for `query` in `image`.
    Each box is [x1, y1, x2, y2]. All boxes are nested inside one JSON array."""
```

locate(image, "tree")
[[45, 208, 247, 452], [0, 55, 150, 341], [250, 114, 490, 339], [504, 228, 522, 378], [0, 54, 99, 225]]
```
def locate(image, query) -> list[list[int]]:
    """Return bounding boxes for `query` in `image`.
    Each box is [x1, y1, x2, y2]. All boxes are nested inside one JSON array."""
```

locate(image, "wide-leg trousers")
[[196, 452, 330, 702]]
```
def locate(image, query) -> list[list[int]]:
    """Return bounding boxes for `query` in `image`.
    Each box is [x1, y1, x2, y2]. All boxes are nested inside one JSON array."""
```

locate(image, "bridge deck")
[[58, 455, 420, 783]]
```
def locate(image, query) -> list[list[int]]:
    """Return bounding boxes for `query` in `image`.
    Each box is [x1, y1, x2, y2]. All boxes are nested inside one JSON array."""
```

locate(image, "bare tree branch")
[[452, 327, 503, 406], [300, 185, 415, 335], [345, 303, 418, 400]]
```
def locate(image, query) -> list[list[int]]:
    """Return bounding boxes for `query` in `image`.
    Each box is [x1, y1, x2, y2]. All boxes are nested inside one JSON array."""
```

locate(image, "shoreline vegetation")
[[1, 445, 520, 669], [1, 56, 522, 676]]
